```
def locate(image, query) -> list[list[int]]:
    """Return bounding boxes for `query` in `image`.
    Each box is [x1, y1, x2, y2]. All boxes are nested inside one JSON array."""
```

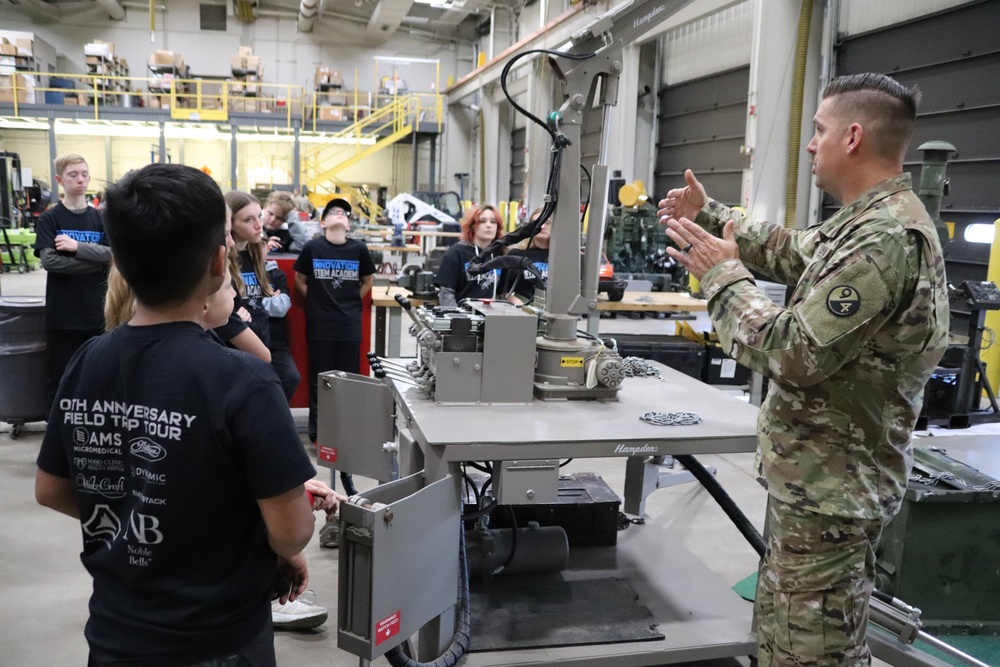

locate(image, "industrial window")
[[200, 4, 227, 31]]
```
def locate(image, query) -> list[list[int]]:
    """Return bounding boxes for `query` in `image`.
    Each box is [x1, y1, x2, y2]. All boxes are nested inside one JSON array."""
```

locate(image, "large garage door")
[[834, 0, 1000, 332], [509, 126, 526, 202], [654, 66, 749, 205]]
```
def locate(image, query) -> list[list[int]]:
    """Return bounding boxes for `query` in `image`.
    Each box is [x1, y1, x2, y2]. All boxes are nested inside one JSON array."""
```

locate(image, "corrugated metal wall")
[[838, 0, 970, 36], [653, 1, 752, 203], [510, 127, 526, 201], [654, 66, 751, 204], [661, 1, 754, 87], [833, 0, 1000, 332]]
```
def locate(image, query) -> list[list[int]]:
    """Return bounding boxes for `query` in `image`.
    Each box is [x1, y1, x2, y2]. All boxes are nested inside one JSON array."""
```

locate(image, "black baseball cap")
[[322, 197, 352, 218]]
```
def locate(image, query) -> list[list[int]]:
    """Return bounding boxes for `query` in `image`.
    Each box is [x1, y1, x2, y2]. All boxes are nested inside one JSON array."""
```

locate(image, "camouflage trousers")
[[754, 496, 884, 667]]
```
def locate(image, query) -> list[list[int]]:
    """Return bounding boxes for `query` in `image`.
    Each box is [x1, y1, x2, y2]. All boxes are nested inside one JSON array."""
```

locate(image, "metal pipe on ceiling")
[[94, 0, 126, 20], [298, 0, 320, 32]]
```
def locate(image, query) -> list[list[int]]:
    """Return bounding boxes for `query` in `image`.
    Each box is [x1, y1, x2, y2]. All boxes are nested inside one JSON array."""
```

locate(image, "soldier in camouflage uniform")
[[657, 73, 949, 666]]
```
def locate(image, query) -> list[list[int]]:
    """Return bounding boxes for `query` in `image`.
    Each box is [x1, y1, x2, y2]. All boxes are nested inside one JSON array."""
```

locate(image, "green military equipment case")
[[876, 446, 1000, 632]]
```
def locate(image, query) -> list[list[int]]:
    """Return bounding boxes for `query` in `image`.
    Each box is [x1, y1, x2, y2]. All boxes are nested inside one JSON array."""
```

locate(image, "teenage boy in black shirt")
[[33, 154, 112, 405], [294, 198, 375, 519], [35, 164, 336, 666]]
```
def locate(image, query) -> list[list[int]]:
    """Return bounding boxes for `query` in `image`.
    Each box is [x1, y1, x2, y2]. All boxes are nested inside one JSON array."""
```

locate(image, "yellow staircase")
[[305, 94, 434, 216]]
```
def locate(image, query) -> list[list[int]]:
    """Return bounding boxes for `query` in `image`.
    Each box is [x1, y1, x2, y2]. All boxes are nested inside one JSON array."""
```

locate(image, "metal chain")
[[907, 471, 966, 488], [640, 411, 702, 426], [622, 356, 666, 381], [617, 512, 645, 531]]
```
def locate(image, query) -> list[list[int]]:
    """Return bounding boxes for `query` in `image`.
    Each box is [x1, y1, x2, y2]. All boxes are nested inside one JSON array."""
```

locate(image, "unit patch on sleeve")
[[826, 285, 860, 317]]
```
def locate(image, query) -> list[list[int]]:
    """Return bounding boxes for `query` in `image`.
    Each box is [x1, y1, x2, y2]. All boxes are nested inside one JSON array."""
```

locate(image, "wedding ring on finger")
[[681, 242, 693, 254]]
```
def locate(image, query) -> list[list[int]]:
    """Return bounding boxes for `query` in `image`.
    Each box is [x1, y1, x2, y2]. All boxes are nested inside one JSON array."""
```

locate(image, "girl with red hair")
[[433, 204, 505, 307]]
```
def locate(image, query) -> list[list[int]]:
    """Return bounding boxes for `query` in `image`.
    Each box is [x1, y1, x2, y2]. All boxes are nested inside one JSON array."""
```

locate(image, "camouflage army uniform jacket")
[[697, 174, 949, 519]]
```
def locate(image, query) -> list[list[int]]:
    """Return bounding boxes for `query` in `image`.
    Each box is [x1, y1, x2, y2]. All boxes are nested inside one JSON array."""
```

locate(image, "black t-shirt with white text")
[[293, 237, 375, 341], [33, 203, 109, 330], [36, 322, 315, 662], [505, 246, 549, 301], [238, 250, 270, 347], [434, 241, 504, 302]]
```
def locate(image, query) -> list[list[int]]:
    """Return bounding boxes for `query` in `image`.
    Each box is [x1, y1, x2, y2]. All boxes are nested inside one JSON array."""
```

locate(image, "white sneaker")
[[271, 596, 328, 630]]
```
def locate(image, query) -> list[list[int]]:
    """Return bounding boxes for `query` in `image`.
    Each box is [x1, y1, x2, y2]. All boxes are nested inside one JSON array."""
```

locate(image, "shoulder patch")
[[826, 285, 860, 317]]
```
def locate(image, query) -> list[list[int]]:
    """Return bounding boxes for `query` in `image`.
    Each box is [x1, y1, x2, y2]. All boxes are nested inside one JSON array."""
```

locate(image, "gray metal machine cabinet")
[[322, 362, 762, 665]]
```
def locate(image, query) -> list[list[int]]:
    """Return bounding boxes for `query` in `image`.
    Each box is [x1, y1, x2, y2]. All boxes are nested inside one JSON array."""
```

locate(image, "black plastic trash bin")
[[0, 296, 48, 437]]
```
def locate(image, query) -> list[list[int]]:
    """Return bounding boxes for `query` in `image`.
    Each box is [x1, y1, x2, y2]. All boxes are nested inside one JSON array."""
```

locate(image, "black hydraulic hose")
[[385, 525, 471, 667], [340, 472, 358, 497], [672, 453, 897, 610], [672, 454, 766, 558]]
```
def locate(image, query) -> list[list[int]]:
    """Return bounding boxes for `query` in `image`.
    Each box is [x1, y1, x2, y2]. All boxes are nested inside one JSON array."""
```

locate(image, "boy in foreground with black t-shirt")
[[32, 154, 112, 406], [294, 197, 375, 545], [35, 164, 335, 666]]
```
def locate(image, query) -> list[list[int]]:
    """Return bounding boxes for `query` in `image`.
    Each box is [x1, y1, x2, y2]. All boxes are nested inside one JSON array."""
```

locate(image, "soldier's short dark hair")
[[104, 164, 226, 307], [823, 73, 920, 161]]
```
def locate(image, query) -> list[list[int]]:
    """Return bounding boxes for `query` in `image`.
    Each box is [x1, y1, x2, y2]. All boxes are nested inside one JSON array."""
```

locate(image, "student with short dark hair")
[[32, 154, 112, 405], [35, 163, 334, 666], [294, 197, 375, 544]]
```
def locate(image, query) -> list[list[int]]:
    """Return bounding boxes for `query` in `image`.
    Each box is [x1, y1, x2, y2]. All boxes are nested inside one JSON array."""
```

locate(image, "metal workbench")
[[383, 362, 761, 665]]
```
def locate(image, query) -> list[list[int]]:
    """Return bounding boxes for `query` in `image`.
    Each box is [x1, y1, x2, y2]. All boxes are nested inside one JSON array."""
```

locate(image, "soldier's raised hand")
[[657, 169, 707, 223]]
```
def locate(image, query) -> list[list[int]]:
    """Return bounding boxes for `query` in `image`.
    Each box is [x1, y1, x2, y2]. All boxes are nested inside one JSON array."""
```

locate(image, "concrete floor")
[[0, 266, 930, 666]]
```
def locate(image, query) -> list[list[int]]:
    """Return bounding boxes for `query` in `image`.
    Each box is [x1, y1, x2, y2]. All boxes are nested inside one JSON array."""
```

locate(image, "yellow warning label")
[[561, 356, 585, 368]]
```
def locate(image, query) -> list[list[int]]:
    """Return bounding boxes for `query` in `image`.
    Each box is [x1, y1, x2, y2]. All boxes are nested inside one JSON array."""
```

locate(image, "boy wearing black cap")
[[293, 198, 375, 517]]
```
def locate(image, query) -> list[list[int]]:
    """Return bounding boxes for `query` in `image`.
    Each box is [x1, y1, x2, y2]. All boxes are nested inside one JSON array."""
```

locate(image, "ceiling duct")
[[365, 0, 415, 43], [1, 0, 60, 22], [94, 0, 126, 20], [297, 0, 319, 32]]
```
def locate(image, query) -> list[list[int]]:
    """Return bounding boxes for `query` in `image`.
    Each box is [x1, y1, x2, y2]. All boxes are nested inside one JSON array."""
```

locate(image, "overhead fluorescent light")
[[0, 117, 48, 131], [55, 120, 160, 138], [165, 123, 226, 140], [299, 134, 377, 146]]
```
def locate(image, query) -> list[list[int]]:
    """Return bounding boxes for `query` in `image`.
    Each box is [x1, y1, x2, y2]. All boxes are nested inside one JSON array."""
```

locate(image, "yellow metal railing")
[[0, 72, 443, 132], [1, 73, 443, 201], [304, 93, 434, 194]]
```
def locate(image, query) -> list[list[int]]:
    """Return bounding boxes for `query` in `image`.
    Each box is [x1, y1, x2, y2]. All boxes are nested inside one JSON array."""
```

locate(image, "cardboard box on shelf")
[[15, 39, 33, 57], [314, 67, 345, 89], [238, 46, 253, 57], [84, 40, 114, 58], [151, 50, 176, 67], [318, 106, 343, 122], [0, 41, 17, 56], [63, 94, 79, 106], [326, 92, 346, 106], [0, 88, 27, 103]]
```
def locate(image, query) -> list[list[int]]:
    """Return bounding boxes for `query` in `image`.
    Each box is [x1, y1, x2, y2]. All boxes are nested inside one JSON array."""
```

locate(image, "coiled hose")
[[384, 524, 471, 667]]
